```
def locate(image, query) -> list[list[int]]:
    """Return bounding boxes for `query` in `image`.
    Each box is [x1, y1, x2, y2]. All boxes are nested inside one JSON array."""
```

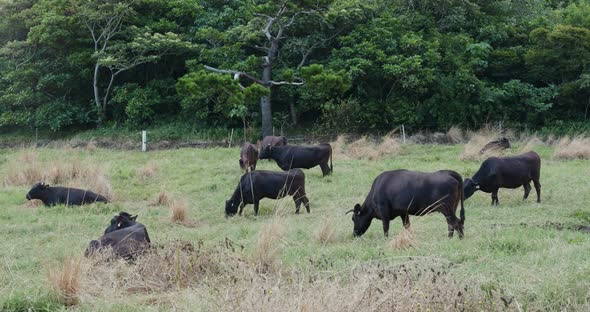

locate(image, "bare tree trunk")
[[93, 63, 102, 118]]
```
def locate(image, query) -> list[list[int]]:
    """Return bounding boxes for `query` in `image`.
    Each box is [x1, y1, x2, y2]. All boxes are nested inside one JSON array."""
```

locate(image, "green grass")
[[0, 144, 589, 311]]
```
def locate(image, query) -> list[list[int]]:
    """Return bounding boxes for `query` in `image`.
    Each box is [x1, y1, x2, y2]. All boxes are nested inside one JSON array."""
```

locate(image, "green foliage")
[[0, 0, 589, 133]]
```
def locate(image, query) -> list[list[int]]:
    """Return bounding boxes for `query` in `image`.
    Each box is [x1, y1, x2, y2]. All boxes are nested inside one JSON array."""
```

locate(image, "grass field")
[[0, 141, 589, 311]]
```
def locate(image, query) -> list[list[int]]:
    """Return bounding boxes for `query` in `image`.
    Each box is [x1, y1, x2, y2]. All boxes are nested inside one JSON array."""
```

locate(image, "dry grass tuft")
[[169, 199, 188, 224], [252, 218, 286, 272], [389, 228, 415, 250], [47, 257, 81, 306], [553, 136, 590, 160], [460, 126, 509, 161], [519, 136, 544, 153], [86, 141, 97, 152], [24, 199, 44, 208], [314, 217, 336, 244], [331, 135, 400, 160], [446, 127, 464, 144], [137, 162, 159, 181], [154, 190, 171, 206]]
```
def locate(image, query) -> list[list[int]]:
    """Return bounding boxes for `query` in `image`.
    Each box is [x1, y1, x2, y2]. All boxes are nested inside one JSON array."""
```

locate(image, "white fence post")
[[142, 130, 147, 152], [401, 124, 406, 144], [229, 128, 234, 148]]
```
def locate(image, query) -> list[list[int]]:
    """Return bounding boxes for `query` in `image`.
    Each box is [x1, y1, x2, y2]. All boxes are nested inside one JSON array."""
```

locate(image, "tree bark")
[[93, 63, 102, 116], [260, 62, 272, 138]]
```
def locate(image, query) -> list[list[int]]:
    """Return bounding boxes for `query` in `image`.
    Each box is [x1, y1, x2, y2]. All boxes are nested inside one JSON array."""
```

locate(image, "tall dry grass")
[[553, 136, 590, 160], [252, 218, 286, 272], [518, 136, 544, 153], [460, 126, 511, 161], [47, 257, 81, 306], [314, 217, 336, 244], [389, 228, 415, 250], [73, 241, 512, 311], [154, 190, 171, 206], [446, 127, 464, 144], [169, 199, 188, 224], [331, 135, 400, 160], [4, 149, 114, 200]]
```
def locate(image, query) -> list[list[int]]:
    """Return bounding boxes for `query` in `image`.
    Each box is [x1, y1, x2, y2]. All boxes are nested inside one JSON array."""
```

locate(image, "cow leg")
[[533, 179, 541, 203], [296, 193, 311, 213], [253, 200, 260, 216], [447, 221, 454, 238], [446, 215, 463, 239], [382, 219, 390, 237], [401, 215, 410, 229], [523, 182, 531, 200], [238, 203, 245, 216], [251, 162, 257, 171], [293, 197, 301, 214], [491, 191, 499, 206], [319, 163, 329, 176]]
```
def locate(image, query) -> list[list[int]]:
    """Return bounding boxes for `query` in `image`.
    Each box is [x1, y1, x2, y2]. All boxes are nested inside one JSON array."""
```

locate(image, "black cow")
[[259, 143, 333, 176], [239, 143, 259, 172], [480, 137, 511, 154], [464, 151, 541, 205], [347, 170, 465, 239], [85, 212, 151, 259], [26, 182, 109, 206], [225, 169, 310, 216]]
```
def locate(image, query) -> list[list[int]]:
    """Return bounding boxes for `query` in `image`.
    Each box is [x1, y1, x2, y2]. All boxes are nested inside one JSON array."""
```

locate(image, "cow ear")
[[354, 204, 362, 214], [132, 215, 138, 221]]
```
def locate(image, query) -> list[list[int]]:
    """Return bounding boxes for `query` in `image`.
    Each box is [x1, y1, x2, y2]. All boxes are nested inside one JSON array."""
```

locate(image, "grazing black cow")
[[85, 212, 151, 260], [259, 143, 333, 176], [480, 137, 511, 154], [225, 169, 310, 216], [26, 182, 109, 206], [347, 170, 465, 239], [239, 143, 259, 172], [260, 135, 288, 148], [464, 151, 541, 206]]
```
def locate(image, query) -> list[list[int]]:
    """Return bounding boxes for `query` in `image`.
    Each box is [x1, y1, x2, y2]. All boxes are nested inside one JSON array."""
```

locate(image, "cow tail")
[[449, 171, 465, 225], [330, 146, 333, 174]]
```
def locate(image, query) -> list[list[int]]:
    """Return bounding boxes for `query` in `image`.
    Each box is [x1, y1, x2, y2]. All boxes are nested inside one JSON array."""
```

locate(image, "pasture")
[[0, 140, 589, 311]]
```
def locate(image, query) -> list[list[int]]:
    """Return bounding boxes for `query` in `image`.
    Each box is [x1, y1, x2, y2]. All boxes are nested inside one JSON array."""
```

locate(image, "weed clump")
[[314, 217, 336, 244], [331, 135, 400, 160], [47, 257, 81, 306], [253, 218, 286, 272]]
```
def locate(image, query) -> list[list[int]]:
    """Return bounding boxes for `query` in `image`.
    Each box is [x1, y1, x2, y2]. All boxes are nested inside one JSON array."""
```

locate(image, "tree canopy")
[[1, 0, 589, 134]]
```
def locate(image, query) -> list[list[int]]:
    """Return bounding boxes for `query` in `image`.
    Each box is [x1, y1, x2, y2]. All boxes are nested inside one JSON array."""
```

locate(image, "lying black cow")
[[347, 170, 465, 239], [85, 212, 151, 259], [225, 169, 310, 216], [259, 143, 333, 176], [464, 151, 541, 205], [26, 182, 109, 206], [480, 137, 511, 154], [239, 143, 258, 172]]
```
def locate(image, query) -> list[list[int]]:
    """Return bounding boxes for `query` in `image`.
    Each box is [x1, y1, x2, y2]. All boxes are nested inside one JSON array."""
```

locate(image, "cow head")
[[225, 200, 238, 216], [104, 212, 137, 234], [347, 203, 373, 237], [26, 182, 49, 202], [499, 137, 511, 148], [463, 178, 479, 199], [259, 144, 273, 159]]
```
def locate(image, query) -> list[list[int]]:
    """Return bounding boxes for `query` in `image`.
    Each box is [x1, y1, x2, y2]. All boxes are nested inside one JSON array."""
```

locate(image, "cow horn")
[[345, 209, 354, 215]]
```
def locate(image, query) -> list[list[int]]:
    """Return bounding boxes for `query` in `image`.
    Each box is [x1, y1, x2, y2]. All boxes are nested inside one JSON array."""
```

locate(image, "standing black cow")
[[85, 212, 151, 259], [464, 151, 541, 205], [225, 169, 310, 216], [347, 170, 465, 239], [259, 143, 333, 176], [239, 143, 259, 172], [26, 182, 109, 206]]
